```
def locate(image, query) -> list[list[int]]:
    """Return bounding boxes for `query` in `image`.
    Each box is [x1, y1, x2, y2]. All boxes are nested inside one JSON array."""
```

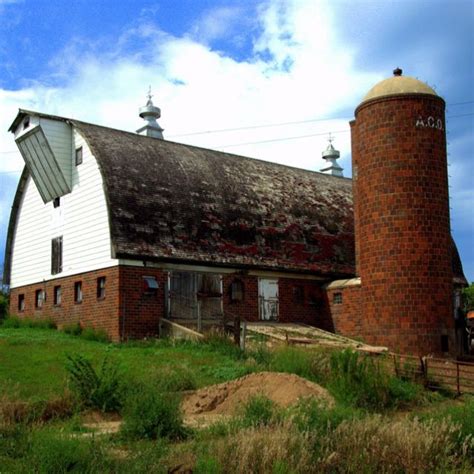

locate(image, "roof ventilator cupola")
[[136, 86, 164, 139], [320, 135, 343, 177]]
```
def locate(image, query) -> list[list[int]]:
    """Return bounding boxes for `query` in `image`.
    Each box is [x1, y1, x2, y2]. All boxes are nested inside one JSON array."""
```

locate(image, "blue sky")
[[0, 0, 473, 282]]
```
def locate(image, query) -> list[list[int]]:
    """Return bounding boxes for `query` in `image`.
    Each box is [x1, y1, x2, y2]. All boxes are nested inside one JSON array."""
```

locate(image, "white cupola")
[[136, 87, 164, 139], [320, 135, 343, 177]]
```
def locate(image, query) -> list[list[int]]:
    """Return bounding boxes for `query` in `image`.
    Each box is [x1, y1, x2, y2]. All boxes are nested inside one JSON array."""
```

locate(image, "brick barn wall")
[[324, 284, 363, 338], [278, 278, 328, 327], [9, 266, 121, 341], [119, 266, 167, 340], [223, 275, 259, 322], [222, 274, 329, 327]]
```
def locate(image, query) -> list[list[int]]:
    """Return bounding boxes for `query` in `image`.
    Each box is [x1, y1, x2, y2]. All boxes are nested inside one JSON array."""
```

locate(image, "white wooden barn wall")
[[10, 127, 117, 288]]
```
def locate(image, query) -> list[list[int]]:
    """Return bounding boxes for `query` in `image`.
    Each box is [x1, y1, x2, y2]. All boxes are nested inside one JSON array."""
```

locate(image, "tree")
[[462, 283, 474, 313]]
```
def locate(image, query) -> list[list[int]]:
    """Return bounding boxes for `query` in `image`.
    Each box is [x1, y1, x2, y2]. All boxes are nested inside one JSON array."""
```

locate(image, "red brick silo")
[[351, 68, 453, 355]]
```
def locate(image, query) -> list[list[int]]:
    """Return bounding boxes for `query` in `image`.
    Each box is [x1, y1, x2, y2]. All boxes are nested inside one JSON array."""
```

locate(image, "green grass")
[[0, 327, 252, 402]]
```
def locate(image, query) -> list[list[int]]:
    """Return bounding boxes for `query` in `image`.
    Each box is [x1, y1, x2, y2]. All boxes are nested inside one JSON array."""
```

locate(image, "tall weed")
[[318, 416, 473, 473], [65, 354, 122, 412], [329, 349, 421, 410], [1, 316, 56, 330], [202, 422, 313, 474], [121, 384, 187, 440], [29, 430, 113, 473], [241, 394, 279, 427]]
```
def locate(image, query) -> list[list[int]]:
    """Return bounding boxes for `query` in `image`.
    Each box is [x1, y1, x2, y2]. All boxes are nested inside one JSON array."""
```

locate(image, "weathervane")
[[146, 85, 153, 103]]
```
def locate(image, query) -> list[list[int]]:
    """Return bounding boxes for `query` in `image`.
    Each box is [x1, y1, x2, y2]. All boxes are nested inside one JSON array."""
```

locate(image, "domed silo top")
[[360, 68, 438, 105]]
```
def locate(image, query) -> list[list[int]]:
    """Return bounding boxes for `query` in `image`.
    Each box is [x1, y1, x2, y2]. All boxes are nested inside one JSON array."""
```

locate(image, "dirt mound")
[[182, 371, 333, 417]]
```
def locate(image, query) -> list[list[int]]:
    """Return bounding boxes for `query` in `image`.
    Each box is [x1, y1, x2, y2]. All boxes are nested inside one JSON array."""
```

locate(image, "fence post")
[[234, 314, 240, 346], [393, 354, 399, 377], [240, 321, 247, 351], [456, 362, 461, 396], [197, 300, 202, 332], [420, 357, 427, 386]]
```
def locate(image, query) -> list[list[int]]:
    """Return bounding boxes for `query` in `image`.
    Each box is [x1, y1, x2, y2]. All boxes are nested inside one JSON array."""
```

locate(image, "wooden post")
[[456, 362, 461, 395], [197, 300, 202, 332], [234, 315, 240, 346], [240, 321, 247, 351]]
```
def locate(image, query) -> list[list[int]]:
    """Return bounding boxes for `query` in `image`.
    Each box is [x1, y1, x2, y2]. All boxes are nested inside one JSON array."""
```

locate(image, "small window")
[[75, 146, 83, 166], [293, 286, 304, 304], [74, 282, 83, 304], [18, 294, 25, 312], [230, 279, 244, 302], [53, 197, 60, 208], [143, 276, 159, 293], [35, 289, 45, 309], [54, 286, 61, 306], [333, 292, 343, 305], [97, 277, 106, 299], [51, 236, 63, 275], [23, 117, 30, 130], [441, 335, 449, 353]]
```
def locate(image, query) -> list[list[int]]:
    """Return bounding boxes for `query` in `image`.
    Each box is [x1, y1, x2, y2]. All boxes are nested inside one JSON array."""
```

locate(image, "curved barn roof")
[[73, 121, 355, 277]]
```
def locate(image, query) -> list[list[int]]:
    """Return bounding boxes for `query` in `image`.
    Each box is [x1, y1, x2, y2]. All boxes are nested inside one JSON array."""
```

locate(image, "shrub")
[[0, 293, 8, 322], [155, 366, 197, 392], [81, 326, 110, 343], [62, 322, 83, 336], [241, 394, 278, 427], [121, 384, 187, 440], [65, 354, 123, 412]]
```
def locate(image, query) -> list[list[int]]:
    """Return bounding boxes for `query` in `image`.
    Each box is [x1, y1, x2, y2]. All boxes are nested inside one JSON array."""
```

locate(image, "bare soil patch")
[[182, 371, 333, 418]]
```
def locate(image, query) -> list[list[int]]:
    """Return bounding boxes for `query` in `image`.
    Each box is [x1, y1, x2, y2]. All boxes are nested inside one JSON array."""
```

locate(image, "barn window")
[[97, 277, 106, 299], [230, 279, 244, 302], [53, 197, 60, 208], [51, 236, 63, 275], [333, 292, 343, 305], [23, 117, 30, 130], [35, 289, 45, 309], [293, 285, 304, 304], [75, 146, 83, 166], [74, 282, 83, 304], [54, 286, 61, 306], [143, 276, 159, 294], [441, 335, 449, 353], [18, 294, 25, 312]]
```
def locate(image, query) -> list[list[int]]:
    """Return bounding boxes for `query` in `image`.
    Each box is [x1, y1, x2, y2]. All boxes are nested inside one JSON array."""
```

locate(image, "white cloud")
[[1, 0, 372, 178], [189, 6, 245, 44]]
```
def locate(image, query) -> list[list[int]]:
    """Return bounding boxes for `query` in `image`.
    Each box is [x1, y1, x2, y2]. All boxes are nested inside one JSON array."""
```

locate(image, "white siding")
[[40, 118, 73, 187], [10, 128, 117, 288]]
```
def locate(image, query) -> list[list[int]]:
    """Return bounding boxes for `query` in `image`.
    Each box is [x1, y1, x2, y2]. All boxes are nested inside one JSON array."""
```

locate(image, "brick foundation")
[[9, 266, 121, 340]]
